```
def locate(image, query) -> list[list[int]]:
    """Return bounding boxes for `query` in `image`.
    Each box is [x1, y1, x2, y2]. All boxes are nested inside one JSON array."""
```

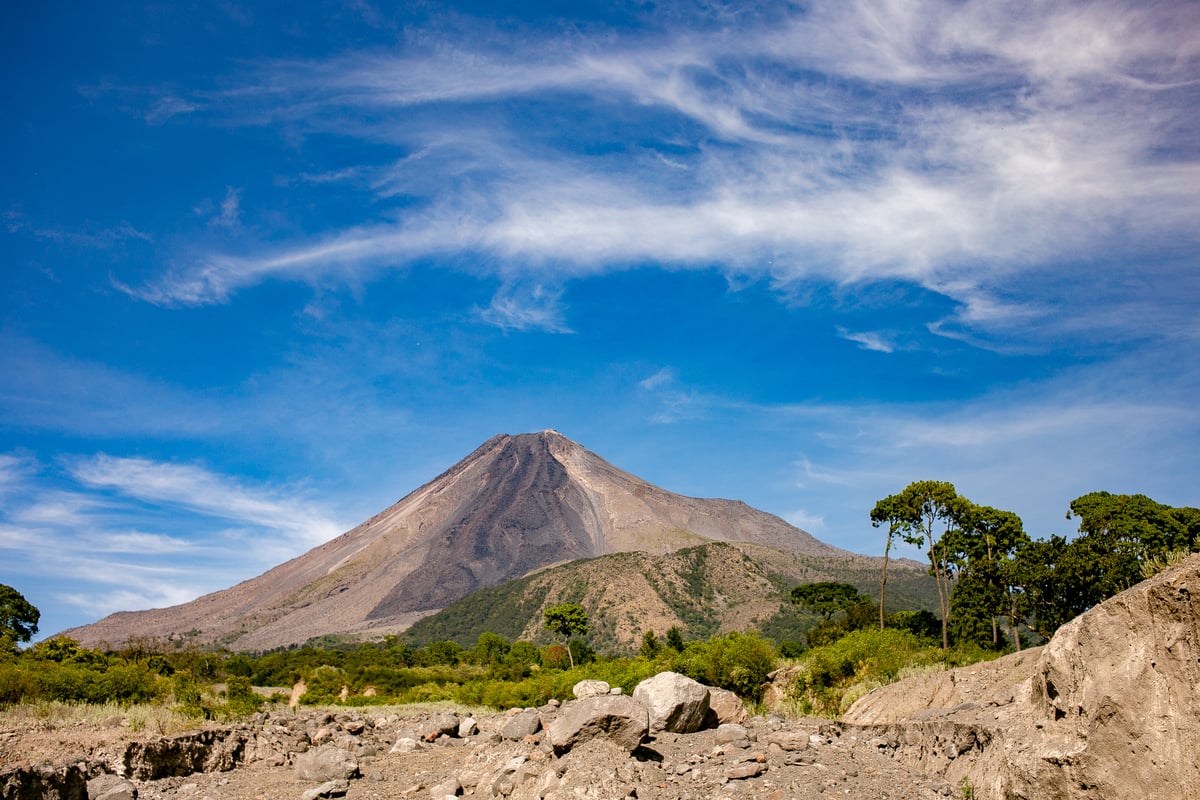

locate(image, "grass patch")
[[0, 700, 200, 736]]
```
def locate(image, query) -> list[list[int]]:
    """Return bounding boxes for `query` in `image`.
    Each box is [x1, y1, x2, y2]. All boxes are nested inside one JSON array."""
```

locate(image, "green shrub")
[[785, 628, 937, 717], [222, 676, 264, 716], [96, 664, 166, 704], [672, 631, 777, 701], [0, 663, 38, 705]]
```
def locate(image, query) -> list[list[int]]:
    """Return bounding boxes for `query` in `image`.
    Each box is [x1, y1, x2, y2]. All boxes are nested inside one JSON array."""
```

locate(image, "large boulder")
[[499, 709, 542, 740], [546, 695, 649, 754], [293, 745, 360, 782], [705, 686, 748, 725], [632, 671, 710, 733], [1007, 553, 1200, 798]]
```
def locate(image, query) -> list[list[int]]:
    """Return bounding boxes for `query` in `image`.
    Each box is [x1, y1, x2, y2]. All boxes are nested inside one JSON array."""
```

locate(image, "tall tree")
[[871, 481, 965, 649], [1012, 492, 1199, 639], [945, 504, 1029, 650], [869, 495, 907, 631], [1068, 492, 1199, 590], [543, 603, 588, 669]]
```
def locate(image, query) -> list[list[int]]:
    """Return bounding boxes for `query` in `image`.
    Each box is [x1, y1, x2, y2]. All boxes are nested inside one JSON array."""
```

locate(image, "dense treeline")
[[872, 486, 1199, 650], [0, 625, 778, 711]]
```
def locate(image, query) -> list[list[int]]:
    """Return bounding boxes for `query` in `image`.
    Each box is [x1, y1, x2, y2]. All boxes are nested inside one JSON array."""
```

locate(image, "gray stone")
[[301, 779, 350, 800], [764, 730, 809, 752], [293, 745, 359, 782], [458, 717, 479, 738], [87, 774, 138, 800], [420, 713, 460, 741], [390, 736, 419, 753], [546, 694, 649, 754], [632, 671, 710, 733], [499, 709, 541, 740], [724, 762, 766, 780], [714, 723, 749, 744]]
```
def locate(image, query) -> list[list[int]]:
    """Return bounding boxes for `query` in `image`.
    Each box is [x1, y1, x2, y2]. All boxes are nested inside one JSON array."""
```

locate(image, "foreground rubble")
[[3, 684, 956, 800]]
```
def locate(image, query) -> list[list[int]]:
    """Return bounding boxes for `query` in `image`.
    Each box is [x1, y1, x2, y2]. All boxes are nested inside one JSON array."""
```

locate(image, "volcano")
[[61, 430, 852, 651]]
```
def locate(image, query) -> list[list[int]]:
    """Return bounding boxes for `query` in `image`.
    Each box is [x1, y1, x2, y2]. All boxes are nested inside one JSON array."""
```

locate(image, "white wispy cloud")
[[478, 282, 574, 333], [120, 0, 1198, 349], [69, 454, 344, 548], [0, 453, 350, 631], [773, 370, 1200, 547], [785, 509, 826, 533], [212, 187, 242, 228], [836, 327, 895, 353]]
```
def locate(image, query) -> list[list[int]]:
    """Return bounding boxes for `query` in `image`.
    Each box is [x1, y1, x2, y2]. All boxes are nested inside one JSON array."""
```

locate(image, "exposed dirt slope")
[[840, 554, 1200, 799]]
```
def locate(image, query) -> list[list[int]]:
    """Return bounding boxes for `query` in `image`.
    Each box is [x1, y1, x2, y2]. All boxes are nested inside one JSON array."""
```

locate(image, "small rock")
[[390, 737, 420, 754], [458, 718, 479, 738], [429, 777, 461, 797], [573, 680, 611, 699], [715, 723, 749, 744], [421, 713, 460, 741], [301, 779, 350, 800], [724, 762, 766, 780], [765, 730, 809, 752]]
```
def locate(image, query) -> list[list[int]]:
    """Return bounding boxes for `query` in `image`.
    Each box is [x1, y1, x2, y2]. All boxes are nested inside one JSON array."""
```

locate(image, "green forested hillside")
[[403, 542, 938, 652]]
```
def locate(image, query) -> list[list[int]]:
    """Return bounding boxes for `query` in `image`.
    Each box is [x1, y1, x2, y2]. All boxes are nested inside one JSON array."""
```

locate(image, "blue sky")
[[3, 0, 1198, 640]]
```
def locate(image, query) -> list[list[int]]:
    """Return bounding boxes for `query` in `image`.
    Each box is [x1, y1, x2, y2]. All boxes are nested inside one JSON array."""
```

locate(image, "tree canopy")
[[790, 582, 869, 620], [543, 603, 588, 668], [0, 584, 39, 651]]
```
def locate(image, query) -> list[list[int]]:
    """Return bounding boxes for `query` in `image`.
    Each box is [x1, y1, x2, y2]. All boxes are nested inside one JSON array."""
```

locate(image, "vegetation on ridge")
[[2, 487, 1194, 724]]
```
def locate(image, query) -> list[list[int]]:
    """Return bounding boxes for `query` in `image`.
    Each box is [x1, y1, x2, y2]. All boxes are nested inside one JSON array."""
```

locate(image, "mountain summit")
[[62, 431, 849, 651]]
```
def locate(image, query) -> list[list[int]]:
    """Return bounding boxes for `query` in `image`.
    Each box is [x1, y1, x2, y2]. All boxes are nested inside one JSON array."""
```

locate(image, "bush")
[[96, 664, 165, 704], [223, 676, 264, 716], [0, 663, 38, 705], [542, 645, 569, 670], [672, 631, 777, 701], [785, 628, 936, 717]]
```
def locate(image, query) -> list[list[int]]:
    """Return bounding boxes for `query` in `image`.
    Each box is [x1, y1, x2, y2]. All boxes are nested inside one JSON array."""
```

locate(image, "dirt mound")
[[842, 553, 1200, 799]]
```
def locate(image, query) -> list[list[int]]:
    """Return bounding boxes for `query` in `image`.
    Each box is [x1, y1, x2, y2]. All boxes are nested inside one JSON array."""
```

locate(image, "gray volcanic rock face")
[[60, 430, 847, 651], [367, 433, 597, 615]]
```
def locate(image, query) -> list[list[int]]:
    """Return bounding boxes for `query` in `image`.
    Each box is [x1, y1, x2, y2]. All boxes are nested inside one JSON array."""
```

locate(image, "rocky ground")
[[2, 702, 961, 800]]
